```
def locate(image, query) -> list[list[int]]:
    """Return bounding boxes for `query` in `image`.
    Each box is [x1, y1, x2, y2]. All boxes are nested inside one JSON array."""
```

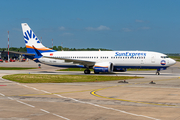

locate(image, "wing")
[[43, 56, 95, 66], [2, 51, 35, 56]]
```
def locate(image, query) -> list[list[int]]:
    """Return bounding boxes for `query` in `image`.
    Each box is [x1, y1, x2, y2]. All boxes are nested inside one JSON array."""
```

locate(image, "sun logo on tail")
[[24, 30, 41, 44]]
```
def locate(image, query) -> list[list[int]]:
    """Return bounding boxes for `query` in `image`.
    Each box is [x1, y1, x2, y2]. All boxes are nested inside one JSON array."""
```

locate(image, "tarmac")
[[0, 60, 180, 120]]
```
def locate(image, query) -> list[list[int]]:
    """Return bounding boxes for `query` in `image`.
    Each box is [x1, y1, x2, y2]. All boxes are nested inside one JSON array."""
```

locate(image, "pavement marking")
[[0, 77, 16, 83], [8, 97, 14, 100], [15, 89, 93, 97], [53, 94, 159, 120], [16, 100, 35, 108], [52, 92, 159, 119], [40, 109, 50, 113], [0, 93, 5, 96], [41, 107, 71, 120], [85, 102, 160, 120], [52, 113, 70, 120], [54, 94, 68, 99], [40, 90, 51, 94], [90, 86, 176, 106], [13, 82, 160, 119], [21, 85, 31, 88], [16, 83, 21, 85], [32, 87, 39, 91], [90, 78, 179, 107], [0, 82, 71, 120]]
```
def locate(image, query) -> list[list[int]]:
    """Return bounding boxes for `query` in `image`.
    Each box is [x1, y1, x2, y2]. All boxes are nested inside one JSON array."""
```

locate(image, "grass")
[[57, 68, 155, 71], [168, 56, 180, 62], [168, 56, 180, 59], [0, 67, 37, 70], [176, 60, 180, 62], [2, 74, 143, 83]]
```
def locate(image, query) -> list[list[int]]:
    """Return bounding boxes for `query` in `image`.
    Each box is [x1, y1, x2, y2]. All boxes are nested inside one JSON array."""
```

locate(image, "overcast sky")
[[0, 0, 180, 53]]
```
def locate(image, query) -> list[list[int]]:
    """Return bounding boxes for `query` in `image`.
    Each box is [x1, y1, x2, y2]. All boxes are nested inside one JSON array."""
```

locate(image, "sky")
[[0, 0, 180, 53]]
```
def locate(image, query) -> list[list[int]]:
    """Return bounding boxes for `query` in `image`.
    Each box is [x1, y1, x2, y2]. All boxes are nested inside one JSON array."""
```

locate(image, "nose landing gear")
[[156, 69, 160, 75], [156, 71, 160, 75]]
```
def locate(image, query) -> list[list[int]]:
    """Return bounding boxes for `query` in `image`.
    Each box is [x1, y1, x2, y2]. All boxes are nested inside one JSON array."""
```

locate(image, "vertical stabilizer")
[[21, 23, 55, 53]]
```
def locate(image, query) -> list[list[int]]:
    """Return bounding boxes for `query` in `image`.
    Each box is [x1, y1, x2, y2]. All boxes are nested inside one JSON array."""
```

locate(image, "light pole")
[[8, 31, 9, 62]]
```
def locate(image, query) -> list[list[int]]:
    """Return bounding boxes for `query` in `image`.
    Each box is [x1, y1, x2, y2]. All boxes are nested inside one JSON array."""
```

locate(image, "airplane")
[[17, 23, 176, 75]]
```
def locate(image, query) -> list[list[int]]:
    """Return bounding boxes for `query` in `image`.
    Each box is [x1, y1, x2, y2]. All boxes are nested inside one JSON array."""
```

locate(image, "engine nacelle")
[[94, 62, 113, 73]]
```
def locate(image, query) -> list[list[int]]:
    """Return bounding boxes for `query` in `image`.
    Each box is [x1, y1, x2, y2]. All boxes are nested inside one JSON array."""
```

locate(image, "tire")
[[156, 72, 160, 75], [84, 70, 90, 74]]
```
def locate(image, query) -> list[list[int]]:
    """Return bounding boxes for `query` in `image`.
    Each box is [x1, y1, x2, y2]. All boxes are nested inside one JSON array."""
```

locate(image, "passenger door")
[[151, 55, 156, 63]]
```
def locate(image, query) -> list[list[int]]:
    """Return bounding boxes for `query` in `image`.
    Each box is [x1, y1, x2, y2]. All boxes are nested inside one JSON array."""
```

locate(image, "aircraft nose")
[[170, 59, 176, 65]]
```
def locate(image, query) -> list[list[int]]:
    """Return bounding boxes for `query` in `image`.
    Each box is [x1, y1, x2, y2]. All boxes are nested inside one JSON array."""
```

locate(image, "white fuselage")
[[38, 51, 176, 70]]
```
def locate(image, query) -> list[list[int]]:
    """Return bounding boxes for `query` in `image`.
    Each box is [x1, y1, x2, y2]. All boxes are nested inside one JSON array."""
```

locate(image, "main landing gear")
[[156, 69, 160, 75], [84, 69, 91, 74]]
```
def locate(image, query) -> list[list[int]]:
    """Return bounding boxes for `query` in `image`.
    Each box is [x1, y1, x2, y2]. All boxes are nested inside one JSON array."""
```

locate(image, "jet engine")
[[93, 62, 113, 74]]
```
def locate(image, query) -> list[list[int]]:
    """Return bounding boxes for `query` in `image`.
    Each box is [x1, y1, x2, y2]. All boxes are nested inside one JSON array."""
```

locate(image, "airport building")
[[0, 51, 25, 62]]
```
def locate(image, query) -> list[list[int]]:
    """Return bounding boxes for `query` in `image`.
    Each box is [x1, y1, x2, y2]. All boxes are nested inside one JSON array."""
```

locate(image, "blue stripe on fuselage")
[[114, 66, 167, 69], [36, 63, 168, 70]]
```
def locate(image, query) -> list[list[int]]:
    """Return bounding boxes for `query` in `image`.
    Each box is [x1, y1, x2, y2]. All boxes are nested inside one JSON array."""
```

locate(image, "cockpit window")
[[161, 56, 168, 58]]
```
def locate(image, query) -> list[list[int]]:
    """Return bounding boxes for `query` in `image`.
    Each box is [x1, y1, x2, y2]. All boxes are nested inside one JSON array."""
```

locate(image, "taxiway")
[[0, 61, 180, 120]]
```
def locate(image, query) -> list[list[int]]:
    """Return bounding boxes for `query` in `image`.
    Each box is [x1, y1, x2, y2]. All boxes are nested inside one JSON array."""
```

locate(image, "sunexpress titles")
[[115, 52, 146, 57]]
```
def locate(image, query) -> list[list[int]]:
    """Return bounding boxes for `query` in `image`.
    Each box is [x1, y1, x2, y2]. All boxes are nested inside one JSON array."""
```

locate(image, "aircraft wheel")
[[156, 71, 160, 75], [84, 70, 90, 74]]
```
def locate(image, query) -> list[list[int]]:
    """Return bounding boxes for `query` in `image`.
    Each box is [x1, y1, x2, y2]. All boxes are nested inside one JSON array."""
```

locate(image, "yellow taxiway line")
[[90, 78, 180, 107]]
